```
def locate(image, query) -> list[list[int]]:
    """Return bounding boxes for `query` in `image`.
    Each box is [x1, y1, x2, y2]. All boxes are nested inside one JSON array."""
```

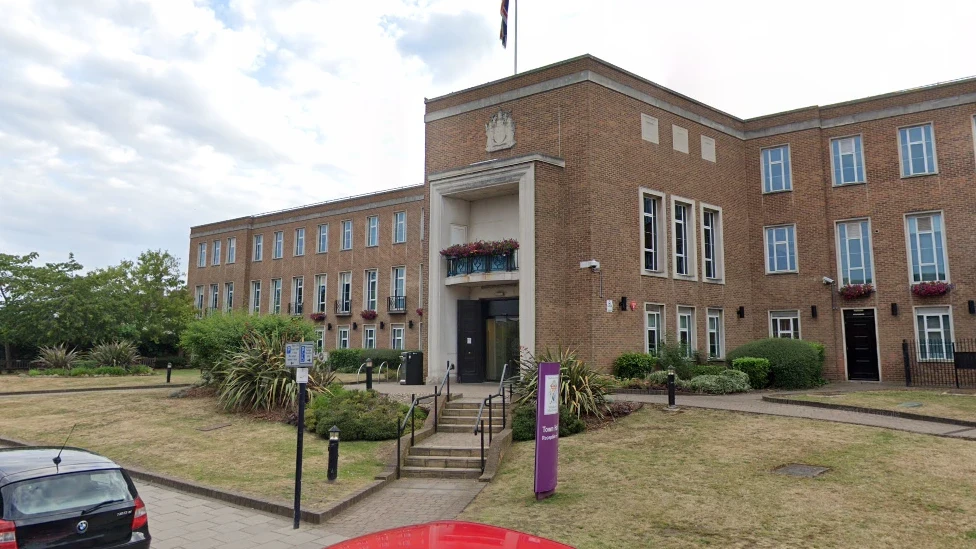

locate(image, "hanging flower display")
[[360, 310, 378, 320], [911, 281, 954, 297], [838, 283, 874, 300]]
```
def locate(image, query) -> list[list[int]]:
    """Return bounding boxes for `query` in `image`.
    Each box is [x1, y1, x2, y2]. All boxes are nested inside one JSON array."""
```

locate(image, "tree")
[[0, 252, 40, 369], [125, 250, 193, 355]]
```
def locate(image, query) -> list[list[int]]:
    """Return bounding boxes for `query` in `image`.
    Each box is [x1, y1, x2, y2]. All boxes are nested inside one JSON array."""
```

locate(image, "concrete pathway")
[[612, 392, 976, 439]]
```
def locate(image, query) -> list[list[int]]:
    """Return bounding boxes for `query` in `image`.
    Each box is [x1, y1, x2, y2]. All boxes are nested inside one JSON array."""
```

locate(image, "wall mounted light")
[[891, 303, 898, 316], [327, 323, 332, 331], [811, 305, 818, 319], [737, 306, 745, 318], [408, 320, 414, 329], [380, 321, 385, 329], [353, 322, 358, 330]]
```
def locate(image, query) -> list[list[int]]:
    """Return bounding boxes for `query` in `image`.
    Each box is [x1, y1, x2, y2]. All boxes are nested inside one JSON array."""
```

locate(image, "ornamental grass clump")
[[36, 344, 80, 371], [515, 347, 611, 419]]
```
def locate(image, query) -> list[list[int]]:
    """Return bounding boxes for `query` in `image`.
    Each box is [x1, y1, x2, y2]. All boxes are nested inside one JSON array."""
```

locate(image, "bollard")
[[667, 368, 676, 409], [166, 362, 172, 384], [327, 426, 340, 482], [365, 359, 373, 390]]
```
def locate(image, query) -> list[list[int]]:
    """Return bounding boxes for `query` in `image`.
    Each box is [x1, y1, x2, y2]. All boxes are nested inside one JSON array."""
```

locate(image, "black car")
[[0, 447, 150, 549]]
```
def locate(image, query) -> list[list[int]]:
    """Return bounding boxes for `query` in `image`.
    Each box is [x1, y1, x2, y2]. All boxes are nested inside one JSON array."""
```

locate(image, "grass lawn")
[[0, 389, 386, 510], [0, 369, 201, 392], [790, 390, 976, 422], [461, 407, 976, 548]]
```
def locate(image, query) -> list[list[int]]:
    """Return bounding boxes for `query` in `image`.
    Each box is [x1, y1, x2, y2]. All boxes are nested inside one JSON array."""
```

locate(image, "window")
[[338, 272, 352, 313], [317, 224, 328, 253], [701, 205, 723, 281], [645, 304, 663, 354], [292, 277, 304, 315], [227, 237, 236, 264], [899, 123, 937, 177], [224, 282, 234, 311], [197, 242, 206, 268], [363, 325, 376, 349], [250, 281, 261, 314], [366, 216, 379, 247], [761, 145, 792, 192], [273, 231, 283, 259], [210, 284, 219, 311], [641, 190, 664, 273], [916, 306, 953, 360], [364, 269, 378, 310], [314, 274, 327, 313], [270, 278, 282, 314], [672, 198, 696, 278], [394, 211, 406, 243], [770, 310, 800, 339], [195, 285, 204, 311], [837, 220, 874, 285], [391, 324, 405, 350], [906, 212, 948, 283], [2, 469, 135, 521], [677, 306, 695, 358], [341, 220, 352, 250], [392, 266, 406, 297], [707, 309, 724, 359], [315, 329, 324, 352], [294, 228, 305, 256], [337, 326, 350, 349], [212, 240, 221, 266], [765, 225, 797, 273], [253, 235, 263, 261], [831, 135, 866, 185]]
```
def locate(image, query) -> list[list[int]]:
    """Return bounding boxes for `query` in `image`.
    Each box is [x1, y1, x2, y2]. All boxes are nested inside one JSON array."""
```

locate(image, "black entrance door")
[[457, 300, 485, 383], [844, 309, 880, 381]]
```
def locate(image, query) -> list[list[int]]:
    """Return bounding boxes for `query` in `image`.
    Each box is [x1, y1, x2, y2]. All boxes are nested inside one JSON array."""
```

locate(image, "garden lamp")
[[328, 426, 340, 482], [667, 367, 676, 409]]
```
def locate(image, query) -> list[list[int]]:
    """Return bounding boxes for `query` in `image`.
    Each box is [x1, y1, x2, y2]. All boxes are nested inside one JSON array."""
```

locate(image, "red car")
[[328, 520, 572, 549]]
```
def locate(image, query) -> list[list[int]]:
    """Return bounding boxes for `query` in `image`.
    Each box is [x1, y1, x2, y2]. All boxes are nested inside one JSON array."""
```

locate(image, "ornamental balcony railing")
[[334, 299, 351, 316], [446, 252, 518, 277], [388, 295, 406, 313]]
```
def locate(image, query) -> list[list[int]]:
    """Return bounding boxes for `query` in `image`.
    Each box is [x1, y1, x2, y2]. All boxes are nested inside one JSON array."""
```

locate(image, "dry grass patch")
[[791, 390, 976, 422], [0, 389, 385, 510], [461, 407, 976, 548], [0, 369, 201, 392]]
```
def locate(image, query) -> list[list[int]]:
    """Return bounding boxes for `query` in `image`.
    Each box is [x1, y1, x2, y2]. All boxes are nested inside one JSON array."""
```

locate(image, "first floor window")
[[899, 123, 936, 177], [197, 242, 207, 268], [338, 272, 352, 313], [209, 284, 219, 311], [367, 216, 379, 247], [770, 310, 800, 339], [315, 329, 324, 352], [906, 212, 947, 283], [195, 285, 205, 311], [707, 309, 724, 359], [394, 211, 406, 243], [212, 240, 221, 265], [645, 304, 663, 354], [224, 282, 234, 311], [673, 201, 694, 276], [392, 266, 406, 309], [317, 224, 328, 253], [677, 306, 695, 358], [341, 220, 352, 250], [337, 326, 350, 349], [391, 324, 405, 350], [250, 281, 261, 314], [831, 135, 865, 185], [916, 307, 953, 360], [837, 219, 873, 285], [292, 277, 304, 314], [364, 269, 378, 310], [271, 278, 282, 314], [253, 235, 263, 261], [642, 193, 661, 272], [762, 145, 792, 192], [273, 231, 284, 259], [363, 325, 376, 349], [765, 225, 797, 273], [315, 274, 327, 313], [295, 228, 305, 256], [227, 237, 236, 263], [702, 207, 723, 280]]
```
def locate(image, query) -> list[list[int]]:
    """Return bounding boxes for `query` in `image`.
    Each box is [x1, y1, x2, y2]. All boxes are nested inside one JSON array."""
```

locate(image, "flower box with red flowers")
[[309, 312, 326, 322], [441, 239, 519, 277], [839, 283, 874, 300], [911, 281, 954, 297], [360, 309, 378, 320], [416, 308, 423, 316]]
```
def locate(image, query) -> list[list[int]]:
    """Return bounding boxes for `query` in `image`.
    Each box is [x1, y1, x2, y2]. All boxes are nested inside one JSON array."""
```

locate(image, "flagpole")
[[513, 0, 517, 75]]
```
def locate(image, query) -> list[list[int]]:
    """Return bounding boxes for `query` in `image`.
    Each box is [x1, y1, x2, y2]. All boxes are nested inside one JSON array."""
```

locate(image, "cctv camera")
[[822, 276, 834, 285], [580, 260, 600, 270]]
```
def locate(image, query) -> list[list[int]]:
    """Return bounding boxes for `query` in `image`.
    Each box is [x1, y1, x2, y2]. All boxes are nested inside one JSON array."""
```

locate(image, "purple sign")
[[534, 362, 560, 500]]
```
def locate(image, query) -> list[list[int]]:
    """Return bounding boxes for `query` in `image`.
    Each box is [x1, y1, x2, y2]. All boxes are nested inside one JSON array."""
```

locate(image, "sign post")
[[285, 341, 314, 528], [534, 362, 560, 500]]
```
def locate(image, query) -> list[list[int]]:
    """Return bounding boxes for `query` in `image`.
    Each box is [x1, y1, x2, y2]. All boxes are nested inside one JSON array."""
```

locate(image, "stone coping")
[[762, 395, 976, 429], [0, 384, 193, 397]]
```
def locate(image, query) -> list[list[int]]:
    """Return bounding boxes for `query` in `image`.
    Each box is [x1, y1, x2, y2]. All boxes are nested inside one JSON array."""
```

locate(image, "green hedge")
[[680, 371, 750, 394], [726, 339, 825, 390], [179, 313, 315, 372], [612, 353, 657, 379], [327, 349, 421, 373], [691, 364, 726, 377], [305, 386, 426, 440], [511, 401, 586, 442], [732, 357, 771, 389]]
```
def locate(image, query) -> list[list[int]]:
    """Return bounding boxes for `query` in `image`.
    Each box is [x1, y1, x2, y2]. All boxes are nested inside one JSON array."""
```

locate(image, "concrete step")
[[437, 423, 503, 434], [441, 410, 511, 421], [409, 445, 481, 458], [440, 408, 482, 417], [442, 401, 483, 410], [400, 466, 482, 479], [404, 455, 483, 469]]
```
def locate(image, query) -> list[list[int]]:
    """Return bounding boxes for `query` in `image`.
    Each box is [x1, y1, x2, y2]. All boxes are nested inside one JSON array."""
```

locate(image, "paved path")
[[612, 392, 976, 439]]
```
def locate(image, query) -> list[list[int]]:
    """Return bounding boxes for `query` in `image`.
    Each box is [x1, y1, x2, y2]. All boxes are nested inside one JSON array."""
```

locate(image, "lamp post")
[[328, 426, 340, 482], [166, 362, 172, 383], [667, 367, 676, 409], [365, 358, 373, 390]]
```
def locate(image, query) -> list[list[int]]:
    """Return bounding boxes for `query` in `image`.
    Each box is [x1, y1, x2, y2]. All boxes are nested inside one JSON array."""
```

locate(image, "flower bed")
[[839, 283, 874, 299], [911, 281, 954, 297]]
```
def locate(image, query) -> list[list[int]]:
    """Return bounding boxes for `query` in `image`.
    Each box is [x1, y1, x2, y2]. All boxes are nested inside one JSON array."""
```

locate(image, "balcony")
[[444, 251, 518, 287], [288, 302, 303, 315], [388, 295, 406, 313], [335, 299, 351, 316]]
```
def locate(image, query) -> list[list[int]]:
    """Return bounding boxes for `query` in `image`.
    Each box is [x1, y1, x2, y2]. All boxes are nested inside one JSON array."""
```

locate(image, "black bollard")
[[667, 368, 676, 409], [166, 362, 172, 383]]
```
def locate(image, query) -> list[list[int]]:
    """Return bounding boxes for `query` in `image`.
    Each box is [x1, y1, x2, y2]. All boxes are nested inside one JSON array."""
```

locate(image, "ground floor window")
[[770, 310, 800, 339], [677, 306, 695, 358], [916, 306, 953, 360], [315, 329, 324, 352], [707, 308, 724, 359], [337, 326, 349, 349], [391, 324, 405, 350], [363, 325, 376, 349], [645, 304, 663, 354]]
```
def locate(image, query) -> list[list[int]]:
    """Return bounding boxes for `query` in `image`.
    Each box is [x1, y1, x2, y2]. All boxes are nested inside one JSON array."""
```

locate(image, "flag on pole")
[[499, 0, 509, 48]]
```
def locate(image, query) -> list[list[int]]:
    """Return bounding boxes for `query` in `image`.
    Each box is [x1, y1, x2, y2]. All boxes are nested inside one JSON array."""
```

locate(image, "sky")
[[2, 0, 975, 274]]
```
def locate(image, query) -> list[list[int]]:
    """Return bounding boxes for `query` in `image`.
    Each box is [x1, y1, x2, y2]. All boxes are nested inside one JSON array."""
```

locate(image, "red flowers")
[[439, 239, 519, 259], [360, 310, 378, 320], [416, 308, 424, 316], [911, 281, 954, 297], [309, 312, 326, 321], [839, 283, 874, 300]]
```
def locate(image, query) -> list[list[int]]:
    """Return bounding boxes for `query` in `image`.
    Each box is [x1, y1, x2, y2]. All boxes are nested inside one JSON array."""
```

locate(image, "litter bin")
[[400, 351, 424, 385]]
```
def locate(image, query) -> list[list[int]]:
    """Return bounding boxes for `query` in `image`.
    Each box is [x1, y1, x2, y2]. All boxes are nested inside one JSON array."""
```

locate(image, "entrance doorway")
[[843, 309, 880, 381], [486, 316, 519, 381], [456, 298, 519, 383]]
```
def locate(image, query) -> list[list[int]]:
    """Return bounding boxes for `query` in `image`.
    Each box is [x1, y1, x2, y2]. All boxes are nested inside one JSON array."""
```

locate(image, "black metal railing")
[[474, 364, 513, 473], [903, 339, 976, 388], [334, 299, 351, 316], [446, 252, 517, 277], [394, 364, 455, 479], [288, 302, 303, 315], [387, 296, 406, 313]]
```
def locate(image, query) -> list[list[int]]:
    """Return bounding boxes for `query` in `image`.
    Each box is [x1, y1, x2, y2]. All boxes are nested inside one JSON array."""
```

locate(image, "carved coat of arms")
[[485, 110, 515, 152]]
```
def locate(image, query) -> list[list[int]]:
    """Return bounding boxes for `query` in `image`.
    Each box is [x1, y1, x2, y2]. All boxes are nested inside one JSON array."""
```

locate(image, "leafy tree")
[[0, 252, 40, 369], [125, 250, 194, 355]]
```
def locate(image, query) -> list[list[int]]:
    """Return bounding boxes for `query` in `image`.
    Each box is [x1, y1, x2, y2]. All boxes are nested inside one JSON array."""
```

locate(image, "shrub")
[[88, 340, 140, 368], [511, 401, 586, 442], [307, 388, 426, 441], [680, 373, 750, 394], [515, 347, 611, 418], [27, 369, 46, 377], [74, 359, 97, 370], [180, 312, 315, 375], [655, 336, 694, 380], [726, 339, 825, 390], [691, 364, 726, 377], [154, 355, 189, 369], [732, 357, 771, 389], [721, 369, 750, 387], [36, 345, 80, 371], [92, 366, 128, 376], [69, 367, 94, 377], [129, 365, 153, 375], [327, 349, 363, 372], [612, 353, 657, 379], [646, 370, 675, 385]]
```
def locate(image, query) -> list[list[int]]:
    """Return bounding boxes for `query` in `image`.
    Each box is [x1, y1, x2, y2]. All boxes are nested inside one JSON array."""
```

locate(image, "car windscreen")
[[1, 469, 134, 520]]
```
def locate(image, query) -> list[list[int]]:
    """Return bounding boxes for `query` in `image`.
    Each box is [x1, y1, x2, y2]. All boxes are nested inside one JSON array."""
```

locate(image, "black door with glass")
[[457, 300, 485, 383], [844, 309, 880, 381]]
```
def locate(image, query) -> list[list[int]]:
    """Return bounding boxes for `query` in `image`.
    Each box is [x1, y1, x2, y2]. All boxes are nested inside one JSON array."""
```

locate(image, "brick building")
[[189, 54, 976, 384]]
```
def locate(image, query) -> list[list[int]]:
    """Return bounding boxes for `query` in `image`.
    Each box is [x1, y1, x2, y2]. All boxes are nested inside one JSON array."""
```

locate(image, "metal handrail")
[[396, 389, 439, 479], [438, 362, 455, 402], [473, 364, 507, 435]]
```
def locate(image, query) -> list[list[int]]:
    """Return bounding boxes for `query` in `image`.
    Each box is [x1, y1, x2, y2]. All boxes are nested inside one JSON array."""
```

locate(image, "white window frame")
[[761, 144, 793, 193], [209, 284, 219, 312], [898, 123, 938, 177], [676, 306, 696, 358], [707, 308, 724, 359], [700, 203, 724, 283], [366, 216, 379, 247], [393, 211, 407, 244], [769, 310, 801, 339], [639, 188, 667, 277], [391, 324, 405, 350], [338, 272, 352, 313], [764, 224, 798, 274], [195, 285, 205, 311], [644, 303, 664, 355], [830, 134, 867, 186], [835, 218, 875, 286], [250, 280, 261, 314], [270, 278, 282, 315], [914, 306, 954, 361], [315, 329, 324, 352], [224, 282, 234, 312], [294, 228, 305, 256], [317, 224, 328, 254], [272, 231, 283, 259], [314, 274, 327, 313], [341, 220, 353, 250], [212, 240, 221, 266], [227, 237, 236, 264], [253, 235, 263, 262], [392, 266, 406, 297], [904, 211, 950, 284], [337, 326, 350, 349], [363, 325, 376, 349], [197, 242, 207, 268], [292, 276, 304, 314], [364, 269, 378, 311], [671, 196, 697, 280]]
